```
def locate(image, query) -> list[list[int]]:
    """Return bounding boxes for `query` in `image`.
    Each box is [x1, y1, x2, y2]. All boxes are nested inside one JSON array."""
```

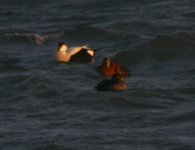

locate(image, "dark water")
[[0, 0, 195, 149]]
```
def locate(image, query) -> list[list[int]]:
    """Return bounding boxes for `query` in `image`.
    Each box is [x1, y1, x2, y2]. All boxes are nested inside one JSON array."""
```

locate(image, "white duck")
[[56, 42, 95, 63]]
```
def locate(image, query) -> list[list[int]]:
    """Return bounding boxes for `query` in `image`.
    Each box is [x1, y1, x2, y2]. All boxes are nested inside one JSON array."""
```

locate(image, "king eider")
[[56, 42, 95, 63], [96, 57, 130, 77]]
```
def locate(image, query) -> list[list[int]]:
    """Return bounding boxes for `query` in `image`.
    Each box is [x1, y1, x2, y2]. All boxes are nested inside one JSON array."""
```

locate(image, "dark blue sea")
[[0, 0, 195, 149]]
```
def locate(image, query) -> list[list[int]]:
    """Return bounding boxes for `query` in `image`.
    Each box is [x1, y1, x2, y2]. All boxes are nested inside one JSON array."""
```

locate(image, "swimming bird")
[[95, 74, 128, 91], [56, 42, 95, 63], [96, 57, 130, 77]]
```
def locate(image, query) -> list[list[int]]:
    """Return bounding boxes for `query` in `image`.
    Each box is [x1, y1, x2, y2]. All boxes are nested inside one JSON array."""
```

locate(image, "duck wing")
[[115, 64, 131, 77]]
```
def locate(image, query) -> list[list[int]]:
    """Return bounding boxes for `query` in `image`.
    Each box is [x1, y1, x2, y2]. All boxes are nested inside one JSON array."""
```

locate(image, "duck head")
[[57, 42, 68, 53], [56, 42, 70, 62], [86, 49, 95, 56], [103, 57, 111, 68]]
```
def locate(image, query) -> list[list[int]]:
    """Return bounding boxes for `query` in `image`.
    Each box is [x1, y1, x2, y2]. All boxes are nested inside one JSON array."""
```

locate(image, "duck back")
[[70, 49, 93, 63], [111, 80, 128, 91], [95, 80, 112, 91]]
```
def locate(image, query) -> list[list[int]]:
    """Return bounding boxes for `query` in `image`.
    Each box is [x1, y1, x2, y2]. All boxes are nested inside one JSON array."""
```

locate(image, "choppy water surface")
[[0, 0, 195, 149]]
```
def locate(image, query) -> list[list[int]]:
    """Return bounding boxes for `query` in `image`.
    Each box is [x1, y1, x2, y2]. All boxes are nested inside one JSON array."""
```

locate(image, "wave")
[[183, 11, 195, 18], [4, 33, 45, 45], [114, 32, 195, 64], [63, 26, 140, 40], [0, 56, 28, 74], [3, 32, 64, 45], [2, 26, 140, 45], [32, 144, 59, 150], [166, 109, 195, 122]]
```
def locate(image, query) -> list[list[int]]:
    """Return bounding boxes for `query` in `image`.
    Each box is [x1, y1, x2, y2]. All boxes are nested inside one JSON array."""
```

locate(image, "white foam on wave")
[[4, 31, 64, 45]]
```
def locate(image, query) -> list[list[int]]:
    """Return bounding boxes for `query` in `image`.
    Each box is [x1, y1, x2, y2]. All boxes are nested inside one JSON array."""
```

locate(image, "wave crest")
[[63, 26, 139, 40], [4, 33, 45, 45], [4, 32, 64, 45]]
